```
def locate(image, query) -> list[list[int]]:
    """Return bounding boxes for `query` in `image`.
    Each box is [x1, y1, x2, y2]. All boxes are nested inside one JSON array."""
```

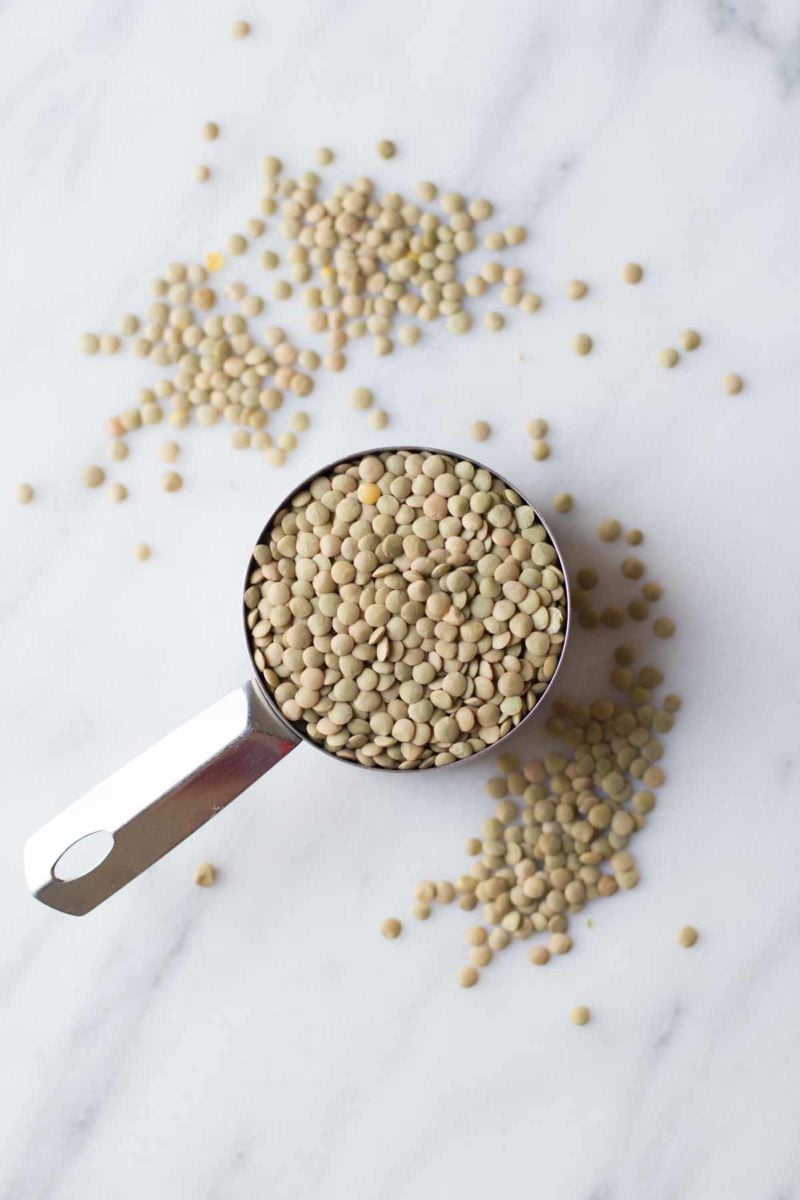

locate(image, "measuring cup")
[[24, 446, 571, 916]]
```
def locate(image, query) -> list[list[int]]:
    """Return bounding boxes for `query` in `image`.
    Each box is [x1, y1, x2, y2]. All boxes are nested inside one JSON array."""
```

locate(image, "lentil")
[[81, 465, 105, 489], [597, 518, 621, 542], [194, 862, 216, 886], [457, 966, 479, 988], [162, 471, 183, 493]]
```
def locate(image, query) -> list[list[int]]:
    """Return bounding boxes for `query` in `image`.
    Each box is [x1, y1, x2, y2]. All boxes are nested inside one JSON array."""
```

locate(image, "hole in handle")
[[53, 831, 115, 882]]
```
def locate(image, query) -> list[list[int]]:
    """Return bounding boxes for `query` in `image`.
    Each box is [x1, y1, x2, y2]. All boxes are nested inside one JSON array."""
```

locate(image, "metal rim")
[[242, 445, 572, 770]]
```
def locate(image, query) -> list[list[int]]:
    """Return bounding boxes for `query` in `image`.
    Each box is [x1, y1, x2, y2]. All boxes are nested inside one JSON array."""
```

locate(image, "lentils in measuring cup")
[[245, 450, 567, 769]]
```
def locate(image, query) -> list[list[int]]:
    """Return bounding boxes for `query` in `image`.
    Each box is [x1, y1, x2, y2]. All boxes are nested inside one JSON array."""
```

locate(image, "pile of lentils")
[[78, 149, 542, 469], [245, 449, 567, 768], [379, 502, 686, 993], [383, 647, 679, 987]]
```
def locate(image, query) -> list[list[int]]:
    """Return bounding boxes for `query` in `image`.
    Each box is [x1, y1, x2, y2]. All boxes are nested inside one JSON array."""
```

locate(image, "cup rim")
[[242, 445, 572, 770]]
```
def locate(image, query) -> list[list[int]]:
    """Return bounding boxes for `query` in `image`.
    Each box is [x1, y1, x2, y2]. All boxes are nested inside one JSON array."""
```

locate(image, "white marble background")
[[2, 1, 800, 1196]]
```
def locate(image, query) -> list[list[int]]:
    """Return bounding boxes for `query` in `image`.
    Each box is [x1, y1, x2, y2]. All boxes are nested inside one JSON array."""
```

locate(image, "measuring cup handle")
[[24, 682, 300, 916]]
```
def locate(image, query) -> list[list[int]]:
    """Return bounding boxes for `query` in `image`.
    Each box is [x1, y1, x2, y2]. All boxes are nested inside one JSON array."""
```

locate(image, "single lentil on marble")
[[457, 966, 479, 988], [245, 449, 567, 770], [15, 482, 34, 504], [81, 465, 106, 489], [597, 518, 621, 542], [677, 925, 698, 947], [194, 862, 217, 886]]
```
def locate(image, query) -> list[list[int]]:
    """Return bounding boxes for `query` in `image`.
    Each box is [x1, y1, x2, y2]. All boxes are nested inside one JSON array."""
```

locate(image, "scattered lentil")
[[553, 492, 573, 514], [567, 280, 588, 300], [162, 471, 183, 493], [194, 862, 216, 886], [723, 373, 743, 395], [677, 925, 698, 947], [471, 420, 491, 442], [81, 465, 106, 489], [570, 1005, 591, 1026], [622, 262, 643, 284], [457, 966, 479, 988], [658, 347, 679, 369], [15, 482, 34, 505], [597, 518, 621, 542], [381, 917, 402, 939], [680, 329, 701, 351], [572, 333, 592, 356], [134, 543, 151, 561]]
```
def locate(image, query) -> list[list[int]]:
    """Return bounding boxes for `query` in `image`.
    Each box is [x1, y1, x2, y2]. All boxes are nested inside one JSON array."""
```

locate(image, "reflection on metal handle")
[[24, 682, 300, 916]]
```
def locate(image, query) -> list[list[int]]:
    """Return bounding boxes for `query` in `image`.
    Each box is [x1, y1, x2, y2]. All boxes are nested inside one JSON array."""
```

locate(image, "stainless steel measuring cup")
[[24, 446, 571, 916]]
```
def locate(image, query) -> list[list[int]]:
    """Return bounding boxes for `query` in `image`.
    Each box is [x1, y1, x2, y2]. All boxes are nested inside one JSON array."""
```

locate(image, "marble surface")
[[2, 1, 800, 1196]]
